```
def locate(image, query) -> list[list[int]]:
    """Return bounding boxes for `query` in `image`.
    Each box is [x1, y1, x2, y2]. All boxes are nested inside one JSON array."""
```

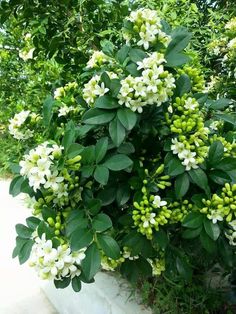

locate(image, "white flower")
[[184, 98, 198, 111], [207, 211, 224, 224], [87, 51, 108, 68], [71, 249, 86, 264], [229, 220, 236, 231], [44, 171, 64, 191], [58, 106, 74, 117], [171, 138, 185, 156], [143, 213, 156, 228], [54, 87, 65, 99], [19, 48, 35, 61], [153, 195, 167, 208], [181, 150, 198, 171], [83, 75, 109, 106], [29, 234, 86, 281]]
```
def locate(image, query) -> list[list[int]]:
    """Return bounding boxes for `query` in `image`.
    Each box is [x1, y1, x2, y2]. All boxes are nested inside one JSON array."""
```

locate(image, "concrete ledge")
[[41, 272, 152, 314]]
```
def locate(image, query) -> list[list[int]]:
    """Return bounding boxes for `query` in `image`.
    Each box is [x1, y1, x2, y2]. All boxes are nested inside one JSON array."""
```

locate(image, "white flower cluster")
[[54, 82, 78, 100], [225, 220, 236, 246], [124, 8, 171, 50], [86, 51, 110, 68], [29, 234, 86, 280], [228, 38, 236, 50], [19, 48, 35, 61], [225, 17, 236, 34], [83, 72, 118, 106], [118, 52, 175, 113], [58, 105, 75, 117], [20, 142, 65, 192], [142, 195, 167, 228], [9, 110, 34, 140], [171, 138, 198, 171]]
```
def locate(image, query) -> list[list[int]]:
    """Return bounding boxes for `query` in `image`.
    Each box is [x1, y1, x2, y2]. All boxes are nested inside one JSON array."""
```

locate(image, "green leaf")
[[175, 74, 191, 97], [54, 277, 71, 289], [87, 199, 102, 216], [81, 146, 95, 164], [203, 218, 220, 241], [110, 79, 121, 97], [214, 113, 236, 126], [120, 257, 152, 283], [126, 63, 140, 77], [97, 187, 116, 206], [166, 27, 192, 54], [176, 257, 192, 281], [72, 277, 81, 292], [182, 212, 203, 229], [9, 176, 25, 197], [129, 48, 146, 62], [101, 39, 114, 56], [182, 226, 202, 239], [26, 217, 41, 230], [94, 165, 109, 185], [95, 137, 108, 163], [82, 108, 115, 125], [94, 95, 119, 110], [97, 234, 120, 259], [12, 237, 28, 258], [200, 230, 217, 254], [37, 222, 54, 239], [188, 168, 210, 195], [77, 125, 94, 138], [209, 98, 232, 110], [62, 122, 76, 151], [116, 45, 130, 64], [67, 143, 84, 158], [167, 157, 185, 177], [117, 108, 137, 131], [15, 224, 33, 239], [117, 142, 135, 154], [208, 141, 224, 165], [153, 229, 169, 249], [109, 117, 126, 147], [100, 72, 111, 88], [209, 170, 231, 185], [18, 239, 34, 264], [166, 53, 190, 67], [175, 173, 189, 199], [92, 214, 112, 232], [116, 185, 130, 206], [81, 243, 101, 280], [215, 157, 236, 171], [103, 154, 133, 171], [70, 228, 93, 251], [43, 96, 54, 127]]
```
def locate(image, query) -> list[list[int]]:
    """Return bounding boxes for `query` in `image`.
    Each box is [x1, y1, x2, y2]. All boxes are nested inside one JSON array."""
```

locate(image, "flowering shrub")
[[10, 8, 236, 293]]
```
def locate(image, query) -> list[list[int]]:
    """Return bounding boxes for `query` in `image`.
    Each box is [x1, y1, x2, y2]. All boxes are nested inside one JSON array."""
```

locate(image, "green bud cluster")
[[148, 257, 165, 276], [178, 66, 205, 92], [101, 246, 139, 271], [168, 200, 193, 223], [66, 155, 82, 170], [168, 95, 209, 165], [143, 164, 171, 190], [132, 187, 171, 240], [47, 212, 65, 236], [209, 135, 236, 157], [200, 183, 236, 223]]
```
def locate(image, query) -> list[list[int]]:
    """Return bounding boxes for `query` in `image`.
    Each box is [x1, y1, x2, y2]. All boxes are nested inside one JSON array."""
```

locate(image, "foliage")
[[6, 8, 236, 309]]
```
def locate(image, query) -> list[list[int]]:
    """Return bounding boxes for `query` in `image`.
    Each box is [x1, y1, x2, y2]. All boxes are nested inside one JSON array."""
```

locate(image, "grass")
[[137, 276, 236, 314]]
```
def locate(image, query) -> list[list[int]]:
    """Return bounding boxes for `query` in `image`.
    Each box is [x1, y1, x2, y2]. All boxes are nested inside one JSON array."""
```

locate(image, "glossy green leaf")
[[97, 234, 120, 259]]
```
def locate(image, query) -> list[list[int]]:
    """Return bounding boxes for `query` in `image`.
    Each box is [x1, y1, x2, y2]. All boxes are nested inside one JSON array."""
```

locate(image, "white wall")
[[41, 272, 152, 314]]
